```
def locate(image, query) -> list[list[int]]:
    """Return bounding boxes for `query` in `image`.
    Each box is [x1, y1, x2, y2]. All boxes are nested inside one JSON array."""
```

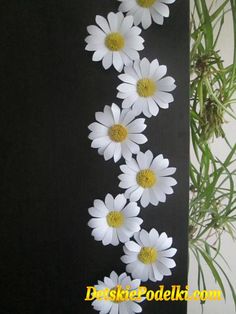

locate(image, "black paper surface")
[[0, 0, 189, 313]]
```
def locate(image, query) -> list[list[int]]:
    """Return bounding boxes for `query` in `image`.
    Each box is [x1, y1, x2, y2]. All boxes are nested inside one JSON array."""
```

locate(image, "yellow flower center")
[[106, 211, 124, 228], [137, 0, 156, 8], [136, 169, 157, 188], [138, 247, 158, 264], [137, 78, 157, 97], [109, 286, 126, 303], [108, 124, 128, 142], [105, 32, 125, 51]]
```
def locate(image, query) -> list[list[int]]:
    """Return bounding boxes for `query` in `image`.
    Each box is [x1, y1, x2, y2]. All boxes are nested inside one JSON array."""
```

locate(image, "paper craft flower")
[[118, 0, 176, 29], [121, 228, 177, 282], [117, 57, 176, 117], [92, 271, 144, 313], [118, 150, 177, 207], [88, 103, 148, 162], [85, 12, 144, 72], [88, 194, 143, 246]]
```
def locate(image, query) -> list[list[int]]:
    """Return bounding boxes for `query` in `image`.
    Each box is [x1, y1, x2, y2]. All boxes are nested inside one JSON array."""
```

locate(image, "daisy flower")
[[121, 228, 177, 282], [117, 57, 176, 118], [88, 103, 148, 162], [88, 194, 143, 246], [92, 271, 144, 313], [85, 12, 144, 72], [118, 0, 176, 30], [118, 150, 177, 208]]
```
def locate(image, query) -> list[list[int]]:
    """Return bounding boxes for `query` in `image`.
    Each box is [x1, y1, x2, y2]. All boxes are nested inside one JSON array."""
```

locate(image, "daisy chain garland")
[[85, 1, 177, 313]]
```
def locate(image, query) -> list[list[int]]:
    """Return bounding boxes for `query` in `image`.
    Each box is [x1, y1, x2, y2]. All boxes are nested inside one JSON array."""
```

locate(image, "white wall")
[[188, 1, 236, 313]]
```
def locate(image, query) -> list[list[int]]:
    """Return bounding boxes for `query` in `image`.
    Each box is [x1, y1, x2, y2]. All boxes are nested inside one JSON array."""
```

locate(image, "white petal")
[[151, 263, 164, 281], [110, 271, 118, 284], [108, 12, 119, 32], [118, 74, 137, 85], [140, 189, 150, 208], [110, 303, 119, 314], [142, 100, 152, 117], [126, 140, 140, 154], [120, 15, 134, 34], [118, 83, 136, 93], [124, 64, 139, 80], [152, 186, 166, 202], [156, 261, 172, 276], [113, 143, 122, 162], [92, 49, 108, 62], [121, 254, 137, 264], [96, 15, 111, 34], [129, 302, 142, 313], [122, 96, 137, 109], [111, 230, 120, 246], [105, 194, 114, 210], [94, 199, 108, 213], [124, 218, 143, 232], [139, 229, 151, 246], [92, 227, 107, 241], [151, 8, 164, 25], [88, 218, 106, 228], [123, 202, 140, 217], [125, 241, 141, 252], [88, 207, 106, 218], [160, 176, 177, 186], [153, 65, 167, 80], [91, 136, 110, 149], [104, 142, 116, 160], [87, 25, 106, 36], [111, 103, 121, 124], [160, 248, 177, 258], [140, 57, 150, 77], [102, 52, 113, 69], [127, 118, 146, 133], [113, 52, 124, 72], [149, 228, 159, 245], [121, 142, 133, 161], [157, 76, 176, 91], [119, 0, 136, 12], [130, 186, 144, 202], [156, 91, 174, 104], [154, 2, 170, 17], [102, 228, 113, 245], [159, 257, 176, 268], [158, 167, 176, 176], [117, 229, 130, 243], [133, 8, 143, 27], [114, 194, 127, 211], [88, 122, 108, 134], [95, 111, 113, 127], [148, 97, 159, 116], [126, 158, 140, 172], [123, 46, 140, 60], [129, 133, 147, 144], [141, 9, 152, 29]]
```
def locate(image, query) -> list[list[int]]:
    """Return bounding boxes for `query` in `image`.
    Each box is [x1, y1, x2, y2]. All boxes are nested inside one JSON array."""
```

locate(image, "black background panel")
[[0, 1, 189, 313]]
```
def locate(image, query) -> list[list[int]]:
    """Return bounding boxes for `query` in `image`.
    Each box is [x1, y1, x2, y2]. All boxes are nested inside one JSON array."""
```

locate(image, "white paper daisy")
[[88, 103, 148, 162], [121, 228, 177, 282], [88, 194, 143, 246], [118, 0, 176, 29], [117, 57, 176, 117], [92, 271, 144, 313], [118, 150, 177, 208], [85, 12, 144, 72]]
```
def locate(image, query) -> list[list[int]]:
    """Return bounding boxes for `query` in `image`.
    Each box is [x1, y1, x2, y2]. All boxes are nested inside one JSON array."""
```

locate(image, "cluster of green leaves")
[[190, 0, 236, 308]]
